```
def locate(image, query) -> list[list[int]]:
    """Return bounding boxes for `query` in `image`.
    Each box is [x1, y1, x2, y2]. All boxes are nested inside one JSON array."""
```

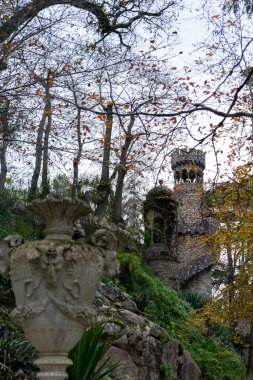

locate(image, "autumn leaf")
[[97, 114, 105, 121], [170, 67, 177, 70], [178, 96, 187, 102], [44, 108, 52, 115]]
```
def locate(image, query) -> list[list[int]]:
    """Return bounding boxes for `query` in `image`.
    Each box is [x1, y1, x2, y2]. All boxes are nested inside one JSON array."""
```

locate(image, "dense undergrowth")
[[117, 252, 246, 380]]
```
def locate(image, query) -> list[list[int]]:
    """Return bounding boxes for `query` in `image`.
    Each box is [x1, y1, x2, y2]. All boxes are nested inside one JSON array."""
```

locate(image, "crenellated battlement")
[[171, 148, 205, 170]]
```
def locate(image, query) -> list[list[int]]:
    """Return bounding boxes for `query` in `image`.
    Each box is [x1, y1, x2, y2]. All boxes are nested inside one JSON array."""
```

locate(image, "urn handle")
[[0, 235, 23, 274], [91, 229, 119, 277]]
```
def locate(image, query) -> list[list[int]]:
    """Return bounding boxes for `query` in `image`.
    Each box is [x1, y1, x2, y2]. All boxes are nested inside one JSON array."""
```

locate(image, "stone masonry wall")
[[175, 235, 209, 263], [182, 269, 212, 297], [174, 182, 204, 230]]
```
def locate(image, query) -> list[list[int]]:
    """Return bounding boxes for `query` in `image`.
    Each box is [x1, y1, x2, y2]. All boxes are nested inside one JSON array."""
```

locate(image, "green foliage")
[[68, 324, 121, 380], [181, 291, 208, 310], [118, 252, 188, 327], [160, 363, 174, 380], [143, 230, 152, 247], [181, 328, 246, 380], [0, 307, 38, 379], [118, 252, 142, 273], [211, 323, 234, 348], [51, 174, 72, 198], [0, 188, 42, 240]]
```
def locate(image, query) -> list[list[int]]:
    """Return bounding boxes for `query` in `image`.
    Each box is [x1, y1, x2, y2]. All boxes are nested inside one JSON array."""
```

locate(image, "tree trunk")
[[112, 165, 127, 225], [0, 96, 10, 190], [28, 94, 52, 201], [112, 116, 134, 225], [41, 99, 52, 198], [226, 239, 235, 305], [95, 104, 113, 217], [72, 108, 82, 199]]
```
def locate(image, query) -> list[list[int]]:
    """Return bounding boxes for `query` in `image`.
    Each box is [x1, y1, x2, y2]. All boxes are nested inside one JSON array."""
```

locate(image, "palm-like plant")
[[68, 324, 121, 380], [181, 291, 208, 310]]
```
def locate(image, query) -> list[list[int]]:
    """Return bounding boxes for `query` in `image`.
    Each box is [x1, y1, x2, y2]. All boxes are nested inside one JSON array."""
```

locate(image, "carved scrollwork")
[[91, 229, 119, 277], [91, 229, 117, 251], [4, 234, 24, 247], [0, 235, 24, 275]]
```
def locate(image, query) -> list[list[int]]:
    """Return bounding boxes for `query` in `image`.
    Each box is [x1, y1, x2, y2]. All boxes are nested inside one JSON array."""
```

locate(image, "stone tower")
[[171, 148, 214, 296], [143, 148, 216, 297]]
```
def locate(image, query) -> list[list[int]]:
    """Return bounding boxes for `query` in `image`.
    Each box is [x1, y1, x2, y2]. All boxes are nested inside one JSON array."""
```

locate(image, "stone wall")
[[145, 258, 180, 291], [175, 235, 208, 263], [182, 269, 212, 297], [174, 183, 204, 230]]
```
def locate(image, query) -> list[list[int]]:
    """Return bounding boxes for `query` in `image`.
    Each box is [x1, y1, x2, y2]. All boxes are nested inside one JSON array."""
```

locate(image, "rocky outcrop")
[[95, 283, 201, 380]]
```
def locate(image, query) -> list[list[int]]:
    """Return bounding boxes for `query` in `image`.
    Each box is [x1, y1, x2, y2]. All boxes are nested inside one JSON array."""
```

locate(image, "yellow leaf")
[[44, 108, 52, 115], [97, 114, 105, 121]]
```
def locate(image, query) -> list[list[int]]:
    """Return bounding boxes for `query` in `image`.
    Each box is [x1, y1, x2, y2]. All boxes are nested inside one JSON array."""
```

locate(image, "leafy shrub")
[[181, 329, 246, 380], [68, 324, 121, 380], [0, 307, 38, 379]]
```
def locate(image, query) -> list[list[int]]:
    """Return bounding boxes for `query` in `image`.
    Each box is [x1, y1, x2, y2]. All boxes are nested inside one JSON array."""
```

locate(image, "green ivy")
[[160, 363, 174, 380]]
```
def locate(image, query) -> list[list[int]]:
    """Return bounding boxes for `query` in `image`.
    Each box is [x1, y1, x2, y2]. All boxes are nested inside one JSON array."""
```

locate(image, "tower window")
[[182, 169, 188, 182], [189, 169, 196, 183], [175, 171, 180, 183]]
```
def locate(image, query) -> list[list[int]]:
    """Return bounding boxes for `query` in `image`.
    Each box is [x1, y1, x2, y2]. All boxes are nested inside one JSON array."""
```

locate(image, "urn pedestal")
[[7, 198, 119, 380]]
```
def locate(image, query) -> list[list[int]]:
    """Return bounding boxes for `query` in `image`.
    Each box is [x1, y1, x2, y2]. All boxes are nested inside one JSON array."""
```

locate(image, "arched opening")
[[181, 169, 188, 182], [175, 171, 180, 184], [189, 169, 196, 182]]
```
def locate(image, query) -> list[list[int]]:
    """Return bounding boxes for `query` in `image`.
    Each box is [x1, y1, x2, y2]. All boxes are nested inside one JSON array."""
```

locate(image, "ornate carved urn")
[[1, 198, 119, 380]]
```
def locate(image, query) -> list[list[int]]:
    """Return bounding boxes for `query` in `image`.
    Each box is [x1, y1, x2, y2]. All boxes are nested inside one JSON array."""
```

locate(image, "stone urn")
[[5, 198, 119, 380]]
